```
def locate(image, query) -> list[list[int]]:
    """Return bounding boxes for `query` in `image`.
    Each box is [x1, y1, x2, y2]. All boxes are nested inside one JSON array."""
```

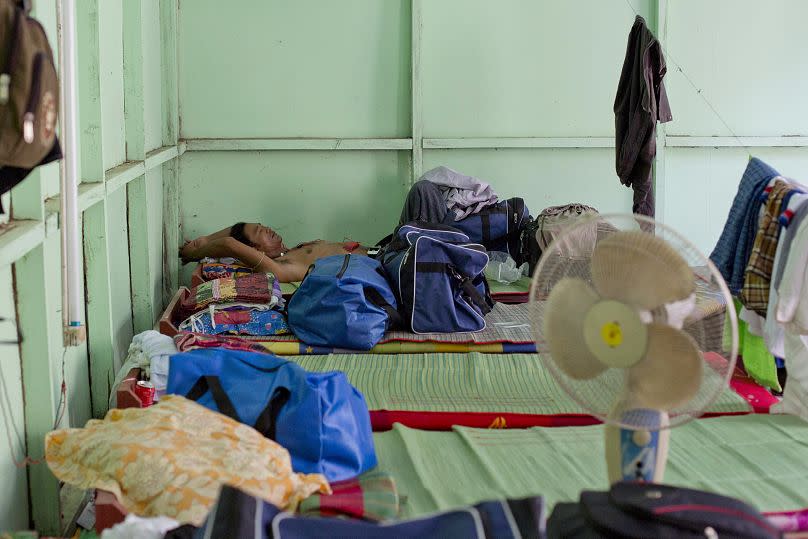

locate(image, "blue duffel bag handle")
[[449, 265, 494, 316], [185, 375, 290, 441]]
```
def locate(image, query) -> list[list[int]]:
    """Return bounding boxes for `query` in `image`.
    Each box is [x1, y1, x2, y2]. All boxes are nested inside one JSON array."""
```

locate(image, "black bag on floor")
[[193, 484, 547, 539], [444, 197, 531, 262], [547, 482, 781, 539]]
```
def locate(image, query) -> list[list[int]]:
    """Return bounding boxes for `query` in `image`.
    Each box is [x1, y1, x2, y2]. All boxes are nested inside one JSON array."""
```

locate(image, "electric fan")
[[528, 214, 738, 483]]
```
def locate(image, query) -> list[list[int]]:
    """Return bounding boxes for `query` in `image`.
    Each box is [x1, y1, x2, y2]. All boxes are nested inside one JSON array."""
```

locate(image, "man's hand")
[[180, 236, 210, 264]]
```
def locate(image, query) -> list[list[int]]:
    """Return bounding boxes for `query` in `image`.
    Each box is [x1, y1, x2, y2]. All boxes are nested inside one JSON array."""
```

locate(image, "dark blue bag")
[[287, 254, 401, 350], [193, 484, 546, 539], [166, 348, 377, 481], [444, 197, 531, 262], [378, 222, 494, 333]]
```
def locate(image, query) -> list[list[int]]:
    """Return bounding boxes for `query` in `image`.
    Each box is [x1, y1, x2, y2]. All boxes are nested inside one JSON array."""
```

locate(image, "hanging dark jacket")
[[614, 15, 672, 217]]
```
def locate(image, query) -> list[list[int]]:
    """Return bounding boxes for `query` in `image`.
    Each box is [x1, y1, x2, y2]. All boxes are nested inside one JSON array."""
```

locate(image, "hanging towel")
[[771, 332, 808, 422], [763, 193, 808, 356], [421, 166, 498, 221], [740, 180, 793, 316], [614, 16, 673, 218], [710, 158, 780, 294], [727, 299, 780, 391], [776, 204, 808, 333]]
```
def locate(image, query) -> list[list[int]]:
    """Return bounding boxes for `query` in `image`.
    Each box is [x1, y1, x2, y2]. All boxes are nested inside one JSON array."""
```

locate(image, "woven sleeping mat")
[[373, 414, 808, 518]]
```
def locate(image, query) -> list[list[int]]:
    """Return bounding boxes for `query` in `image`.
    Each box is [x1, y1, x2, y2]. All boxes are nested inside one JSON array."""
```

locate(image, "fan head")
[[529, 214, 738, 431]]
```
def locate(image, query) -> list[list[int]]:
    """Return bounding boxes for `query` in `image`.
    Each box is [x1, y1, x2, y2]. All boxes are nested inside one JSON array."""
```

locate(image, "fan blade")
[[542, 278, 606, 380], [627, 323, 703, 410], [590, 231, 694, 311]]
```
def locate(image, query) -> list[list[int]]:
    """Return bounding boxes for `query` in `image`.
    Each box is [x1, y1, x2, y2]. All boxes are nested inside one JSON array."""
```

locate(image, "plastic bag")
[[485, 251, 528, 284]]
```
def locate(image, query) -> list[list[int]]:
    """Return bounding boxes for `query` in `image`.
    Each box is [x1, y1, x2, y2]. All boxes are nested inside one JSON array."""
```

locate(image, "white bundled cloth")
[[101, 514, 180, 539], [421, 166, 499, 220], [109, 330, 177, 408]]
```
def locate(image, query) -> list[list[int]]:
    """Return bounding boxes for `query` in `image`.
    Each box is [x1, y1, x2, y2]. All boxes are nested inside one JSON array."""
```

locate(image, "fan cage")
[[528, 214, 739, 430]]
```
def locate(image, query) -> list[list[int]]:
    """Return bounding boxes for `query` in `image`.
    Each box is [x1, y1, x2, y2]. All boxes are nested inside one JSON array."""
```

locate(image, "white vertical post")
[[410, 0, 423, 185], [59, 0, 85, 344]]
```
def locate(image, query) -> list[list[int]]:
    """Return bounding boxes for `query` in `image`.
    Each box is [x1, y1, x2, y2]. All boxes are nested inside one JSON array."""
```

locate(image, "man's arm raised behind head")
[[186, 237, 301, 282]]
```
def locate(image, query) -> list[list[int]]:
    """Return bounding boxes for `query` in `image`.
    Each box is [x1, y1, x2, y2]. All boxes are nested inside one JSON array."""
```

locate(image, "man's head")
[[230, 222, 287, 257]]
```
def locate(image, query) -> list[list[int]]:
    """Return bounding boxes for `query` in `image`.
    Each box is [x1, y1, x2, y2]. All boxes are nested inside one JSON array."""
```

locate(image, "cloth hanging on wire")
[[710, 158, 780, 295], [614, 15, 673, 218]]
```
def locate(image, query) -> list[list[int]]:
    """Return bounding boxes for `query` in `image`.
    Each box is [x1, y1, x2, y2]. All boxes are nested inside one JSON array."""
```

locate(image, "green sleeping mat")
[[373, 414, 808, 518], [292, 353, 753, 416]]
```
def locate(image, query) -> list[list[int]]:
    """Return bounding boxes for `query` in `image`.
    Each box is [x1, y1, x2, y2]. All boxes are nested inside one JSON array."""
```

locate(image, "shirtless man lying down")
[[180, 222, 370, 283]]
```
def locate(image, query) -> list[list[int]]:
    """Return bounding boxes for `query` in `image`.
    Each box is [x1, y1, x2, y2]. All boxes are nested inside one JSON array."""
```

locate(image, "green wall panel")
[[143, 0, 164, 152], [106, 188, 134, 373], [146, 169, 165, 323], [0, 267, 29, 533], [178, 151, 409, 283], [423, 149, 633, 215], [421, 0, 653, 137], [99, 0, 126, 170], [178, 0, 411, 138], [663, 148, 808, 254], [665, 0, 808, 137], [42, 234, 91, 429]]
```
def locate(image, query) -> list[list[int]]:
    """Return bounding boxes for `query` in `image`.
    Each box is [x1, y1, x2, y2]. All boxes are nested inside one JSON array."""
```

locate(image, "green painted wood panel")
[[423, 149, 633, 214], [178, 151, 409, 283], [147, 168, 165, 322], [43, 233, 91, 429], [160, 0, 179, 146], [99, 0, 126, 170], [127, 168, 165, 332], [663, 148, 808, 254], [78, 0, 105, 184], [14, 245, 60, 534], [106, 188, 134, 373], [178, 0, 411, 138], [665, 0, 808, 137], [83, 201, 117, 418], [421, 0, 653, 137], [162, 160, 180, 307], [127, 175, 153, 334], [122, 0, 146, 161], [0, 267, 29, 533], [142, 0, 163, 152]]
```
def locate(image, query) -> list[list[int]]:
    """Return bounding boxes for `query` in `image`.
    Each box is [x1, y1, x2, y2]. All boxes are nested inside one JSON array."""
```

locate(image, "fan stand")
[[604, 403, 671, 483]]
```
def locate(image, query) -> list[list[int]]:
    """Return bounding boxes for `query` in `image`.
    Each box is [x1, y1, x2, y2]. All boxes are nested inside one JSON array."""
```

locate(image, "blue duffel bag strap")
[[363, 284, 404, 329], [185, 375, 291, 441], [420, 262, 493, 316]]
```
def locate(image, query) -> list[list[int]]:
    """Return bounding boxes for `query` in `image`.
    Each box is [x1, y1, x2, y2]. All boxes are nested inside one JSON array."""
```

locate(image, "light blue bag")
[[166, 348, 377, 481], [287, 254, 401, 350]]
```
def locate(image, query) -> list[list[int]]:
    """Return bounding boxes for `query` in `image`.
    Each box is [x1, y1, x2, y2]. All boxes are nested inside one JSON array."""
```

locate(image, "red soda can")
[[134, 380, 156, 407]]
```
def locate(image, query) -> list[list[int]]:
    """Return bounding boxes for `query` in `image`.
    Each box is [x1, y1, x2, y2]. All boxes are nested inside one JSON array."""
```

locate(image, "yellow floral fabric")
[[45, 395, 329, 525]]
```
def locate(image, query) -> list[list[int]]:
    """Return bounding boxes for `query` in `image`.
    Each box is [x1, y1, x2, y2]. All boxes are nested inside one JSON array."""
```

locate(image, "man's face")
[[244, 223, 287, 257]]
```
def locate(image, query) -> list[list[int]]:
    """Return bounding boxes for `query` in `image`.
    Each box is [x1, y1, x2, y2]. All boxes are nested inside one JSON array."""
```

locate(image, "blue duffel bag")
[[443, 197, 531, 263], [166, 348, 377, 482], [195, 484, 546, 539], [378, 222, 494, 333], [287, 254, 401, 350]]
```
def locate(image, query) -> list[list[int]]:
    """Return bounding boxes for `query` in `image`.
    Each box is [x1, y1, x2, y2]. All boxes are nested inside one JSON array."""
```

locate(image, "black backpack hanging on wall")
[[0, 0, 62, 213]]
